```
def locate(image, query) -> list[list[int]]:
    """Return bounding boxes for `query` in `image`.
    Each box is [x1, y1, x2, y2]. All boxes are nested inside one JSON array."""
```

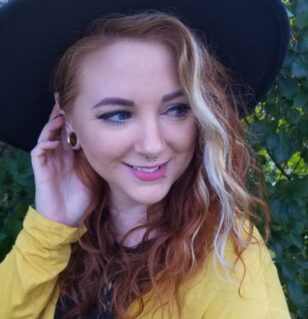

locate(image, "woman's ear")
[[54, 92, 81, 150], [54, 92, 64, 114]]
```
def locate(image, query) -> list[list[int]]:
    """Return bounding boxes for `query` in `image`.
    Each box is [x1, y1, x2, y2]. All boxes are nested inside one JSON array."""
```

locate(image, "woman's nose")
[[134, 117, 166, 155]]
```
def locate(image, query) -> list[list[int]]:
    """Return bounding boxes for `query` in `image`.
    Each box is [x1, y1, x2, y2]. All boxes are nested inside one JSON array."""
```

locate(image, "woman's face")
[[67, 38, 197, 208]]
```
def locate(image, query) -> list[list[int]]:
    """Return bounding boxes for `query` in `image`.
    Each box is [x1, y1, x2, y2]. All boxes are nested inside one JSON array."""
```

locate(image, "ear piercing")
[[67, 132, 77, 147]]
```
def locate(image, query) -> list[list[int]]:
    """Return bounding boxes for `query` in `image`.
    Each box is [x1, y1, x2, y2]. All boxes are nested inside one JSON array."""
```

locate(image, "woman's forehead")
[[79, 38, 176, 71], [76, 38, 179, 96]]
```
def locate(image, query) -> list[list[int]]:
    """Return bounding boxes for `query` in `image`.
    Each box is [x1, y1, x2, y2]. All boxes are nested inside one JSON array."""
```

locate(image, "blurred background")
[[0, 0, 307, 317]]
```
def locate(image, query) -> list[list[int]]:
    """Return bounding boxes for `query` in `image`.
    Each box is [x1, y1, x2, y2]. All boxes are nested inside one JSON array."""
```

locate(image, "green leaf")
[[294, 28, 308, 53], [246, 121, 275, 145], [282, 263, 297, 280], [4, 217, 22, 238], [294, 91, 308, 107], [0, 232, 6, 242], [292, 56, 308, 78], [282, 53, 293, 69], [299, 32, 308, 52], [298, 261, 308, 269], [0, 236, 15, 261], [275, 177, 308, 198], [279, 101, 292, 116], [286, 201, 304, 219], [279, 77, 298, 98], [269, 242, 283, 260], [12, 168, 34, 188], [287, 109, 301, 124], [295, 1, 308, 29], [269, 199, 288, 222], [299, 117, 308, 136], [288, 278, 306, 306], [273, 133, 296, 163], [266, 133, 279, 150], [287, 233, 302, 248]]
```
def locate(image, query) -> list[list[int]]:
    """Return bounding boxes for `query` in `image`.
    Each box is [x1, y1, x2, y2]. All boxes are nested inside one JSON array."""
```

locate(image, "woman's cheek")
[[174, 121, 197, 152]]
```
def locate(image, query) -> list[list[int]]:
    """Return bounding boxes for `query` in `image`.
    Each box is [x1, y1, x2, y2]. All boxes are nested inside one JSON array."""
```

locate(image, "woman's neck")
[[110, 205, 149, 248]]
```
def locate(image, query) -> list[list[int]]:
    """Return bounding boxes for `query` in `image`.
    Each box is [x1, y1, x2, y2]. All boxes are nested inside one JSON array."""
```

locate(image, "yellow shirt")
[[0, 206, 291, 319]]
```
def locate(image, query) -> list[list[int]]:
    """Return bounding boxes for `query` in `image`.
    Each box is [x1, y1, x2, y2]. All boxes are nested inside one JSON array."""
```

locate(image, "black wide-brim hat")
[[0, 0, 290, 152]]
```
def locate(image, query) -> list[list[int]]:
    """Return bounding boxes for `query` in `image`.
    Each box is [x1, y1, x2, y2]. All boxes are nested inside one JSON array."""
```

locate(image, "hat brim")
[[0, 0, 290, 152]]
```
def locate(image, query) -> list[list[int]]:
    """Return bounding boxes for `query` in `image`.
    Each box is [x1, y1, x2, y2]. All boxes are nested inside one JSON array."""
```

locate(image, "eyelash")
[[97, 104, 191, 126]]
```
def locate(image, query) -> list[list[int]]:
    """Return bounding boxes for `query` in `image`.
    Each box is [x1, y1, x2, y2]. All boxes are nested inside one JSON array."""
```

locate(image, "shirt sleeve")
[[0, 206, 87, 319]]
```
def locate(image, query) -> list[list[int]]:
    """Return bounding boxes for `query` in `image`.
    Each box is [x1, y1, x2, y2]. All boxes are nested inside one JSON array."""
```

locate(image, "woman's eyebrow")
[[161, 89, 184, 102], [92, 89, 184, 108], [92, 97, 134, 108]]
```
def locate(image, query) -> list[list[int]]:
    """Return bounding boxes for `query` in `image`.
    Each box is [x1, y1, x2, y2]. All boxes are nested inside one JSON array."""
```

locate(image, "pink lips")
[[125, 162, 168, 181]]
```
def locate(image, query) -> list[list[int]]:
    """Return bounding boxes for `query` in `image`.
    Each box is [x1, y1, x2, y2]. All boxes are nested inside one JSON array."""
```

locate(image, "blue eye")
[[98, 110, 132, 125], [167, 104, 191, 117], [97, 104, 190, 125]]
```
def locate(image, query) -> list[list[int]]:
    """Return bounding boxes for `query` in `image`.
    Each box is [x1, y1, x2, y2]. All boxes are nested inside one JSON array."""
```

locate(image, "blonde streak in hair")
[[179, 32, 232, 277], [190, 224, 201, 269], [199, 132, 236, 279], [196, 129, 250, 283], [189, 55, 237, 282], [221, 170, 250, 213], [189, 37, 230, 156], [219, 163, 253, 247], [208, 137, 254, 283], [179, 35, 225, 276], [186, 32, 237, 280], [181, 28, 232, 218], [211, 177, 235, 284], [233, 213, 250, 249]]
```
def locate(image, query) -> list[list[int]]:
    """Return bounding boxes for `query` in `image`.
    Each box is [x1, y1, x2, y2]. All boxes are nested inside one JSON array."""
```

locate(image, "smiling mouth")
[[129, 165, 161, 173], [124, 161, 169, 181], [124, 161, 168, 172]]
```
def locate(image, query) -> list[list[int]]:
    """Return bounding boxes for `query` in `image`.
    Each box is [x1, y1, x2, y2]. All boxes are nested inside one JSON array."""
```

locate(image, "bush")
[[245, 1, 308, 317]]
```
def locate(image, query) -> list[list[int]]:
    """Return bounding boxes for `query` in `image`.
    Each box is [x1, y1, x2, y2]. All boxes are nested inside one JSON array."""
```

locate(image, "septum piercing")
[[145, 156, 158, 162]]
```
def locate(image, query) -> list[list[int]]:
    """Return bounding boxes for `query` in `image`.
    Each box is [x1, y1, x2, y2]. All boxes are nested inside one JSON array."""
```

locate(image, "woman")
[[0, 0, 291, 318]]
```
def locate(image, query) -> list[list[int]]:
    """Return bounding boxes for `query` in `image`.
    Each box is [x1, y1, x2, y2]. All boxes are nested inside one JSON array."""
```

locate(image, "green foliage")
[[246, 0, 308, 317], [0, 142, 34, 260], [0, 0, 307, 318]]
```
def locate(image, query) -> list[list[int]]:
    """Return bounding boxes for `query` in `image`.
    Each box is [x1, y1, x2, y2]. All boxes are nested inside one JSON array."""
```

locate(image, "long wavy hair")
[[52, 11, 270, 319]]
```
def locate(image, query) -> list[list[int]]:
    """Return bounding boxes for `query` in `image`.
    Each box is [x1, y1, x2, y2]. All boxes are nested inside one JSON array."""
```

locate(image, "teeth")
[[132, 166, 160, 173]]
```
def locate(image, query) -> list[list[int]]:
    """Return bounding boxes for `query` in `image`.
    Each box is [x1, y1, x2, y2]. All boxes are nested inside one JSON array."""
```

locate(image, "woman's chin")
[[130, 187, 170, 206]]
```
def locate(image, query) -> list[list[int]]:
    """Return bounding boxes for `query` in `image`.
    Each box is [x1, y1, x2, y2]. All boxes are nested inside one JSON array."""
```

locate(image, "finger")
[[31, 140, 61, 169], [31, 139, 61, 160], [32, 139, 60, 153], [37, 115, 64, 143], [48, 104, 59, 122], [48, 101, 64, 122]]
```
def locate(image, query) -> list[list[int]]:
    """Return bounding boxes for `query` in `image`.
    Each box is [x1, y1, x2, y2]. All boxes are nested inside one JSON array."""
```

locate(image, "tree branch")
[[290, 147, 308, 176], [266, 149, 291, 180]]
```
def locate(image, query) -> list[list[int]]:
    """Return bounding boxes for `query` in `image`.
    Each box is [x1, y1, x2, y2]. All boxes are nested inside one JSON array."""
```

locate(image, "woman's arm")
[[0, 206, 86, 319]]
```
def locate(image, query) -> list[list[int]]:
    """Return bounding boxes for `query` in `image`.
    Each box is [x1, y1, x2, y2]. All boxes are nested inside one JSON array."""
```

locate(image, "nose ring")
[[145, 156, 158, 161]]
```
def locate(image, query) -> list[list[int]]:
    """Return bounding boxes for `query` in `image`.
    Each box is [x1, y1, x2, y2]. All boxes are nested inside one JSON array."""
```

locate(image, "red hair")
[[52, 11, 270, 319]]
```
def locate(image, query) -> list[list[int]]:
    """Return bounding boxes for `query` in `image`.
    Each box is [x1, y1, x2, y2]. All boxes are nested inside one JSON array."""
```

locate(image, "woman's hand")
[[30, 104, 92, 226]]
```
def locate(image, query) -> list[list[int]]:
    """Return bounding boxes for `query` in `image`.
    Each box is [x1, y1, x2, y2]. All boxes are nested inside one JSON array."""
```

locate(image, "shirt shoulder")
[[181, 223, 291, 319]]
